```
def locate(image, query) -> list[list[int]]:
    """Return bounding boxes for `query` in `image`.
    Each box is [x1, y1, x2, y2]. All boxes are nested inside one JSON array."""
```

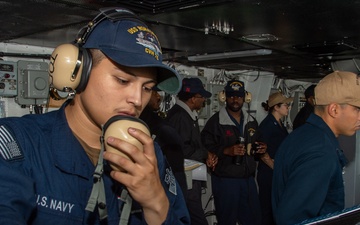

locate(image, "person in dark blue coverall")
[[201, 79, 266, 225], [272, 71, 360, 225], [0, 7, 190, 225], [256, 92, 293, 225]]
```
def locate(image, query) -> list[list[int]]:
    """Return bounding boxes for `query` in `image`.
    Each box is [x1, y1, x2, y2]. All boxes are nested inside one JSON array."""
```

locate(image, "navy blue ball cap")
[[180, 78, 212, 98], [224, 80, 245, 97], [82, 14, 181, 94], [304, 84, 316, 99]]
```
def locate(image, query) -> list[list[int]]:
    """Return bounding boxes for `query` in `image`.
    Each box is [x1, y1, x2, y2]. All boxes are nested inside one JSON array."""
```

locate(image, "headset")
[[218, 87, 257, 156], [218, 90, 252, 103], [48, 7, 146, 99]]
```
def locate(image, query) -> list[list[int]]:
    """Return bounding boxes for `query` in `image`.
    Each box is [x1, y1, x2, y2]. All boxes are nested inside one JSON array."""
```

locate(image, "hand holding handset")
[[103, 115, 150, 172]]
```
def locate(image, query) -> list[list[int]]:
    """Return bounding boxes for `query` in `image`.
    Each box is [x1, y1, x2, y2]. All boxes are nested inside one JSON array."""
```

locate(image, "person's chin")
[[229, 105, 241, 111]]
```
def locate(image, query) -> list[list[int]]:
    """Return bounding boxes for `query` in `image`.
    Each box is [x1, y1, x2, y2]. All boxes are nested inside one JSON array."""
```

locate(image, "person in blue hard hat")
[[0, 7, 189, 225]]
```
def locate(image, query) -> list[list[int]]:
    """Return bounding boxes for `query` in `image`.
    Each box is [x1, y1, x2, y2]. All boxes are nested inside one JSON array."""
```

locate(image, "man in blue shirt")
[[0, 7, 190, 225], [272, 71, 360, 225]]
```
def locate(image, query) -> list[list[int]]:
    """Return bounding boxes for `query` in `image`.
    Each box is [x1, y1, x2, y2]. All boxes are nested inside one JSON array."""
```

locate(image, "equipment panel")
[[207, 84, 226, 116], [16, 60, 49, 106], [0, 61, 17, 96]]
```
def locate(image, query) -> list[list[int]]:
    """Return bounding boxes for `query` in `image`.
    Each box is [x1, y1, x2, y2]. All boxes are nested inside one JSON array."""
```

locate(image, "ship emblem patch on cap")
[[229, 81, 243, 91], [128, 26, 162, 61]]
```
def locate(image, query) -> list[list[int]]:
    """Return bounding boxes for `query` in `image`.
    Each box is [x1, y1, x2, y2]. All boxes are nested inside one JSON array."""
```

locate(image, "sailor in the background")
[[201, 79, 266, 225], [272, 71, 360, 225]]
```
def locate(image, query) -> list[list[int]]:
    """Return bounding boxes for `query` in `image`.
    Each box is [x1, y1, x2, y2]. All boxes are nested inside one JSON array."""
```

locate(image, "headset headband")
[[75, 7, 145, 45], [49, 7, 148, 98]]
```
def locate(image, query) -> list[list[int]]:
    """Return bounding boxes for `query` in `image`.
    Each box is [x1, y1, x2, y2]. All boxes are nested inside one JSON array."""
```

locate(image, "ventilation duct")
[[331, 59, 360, 74]]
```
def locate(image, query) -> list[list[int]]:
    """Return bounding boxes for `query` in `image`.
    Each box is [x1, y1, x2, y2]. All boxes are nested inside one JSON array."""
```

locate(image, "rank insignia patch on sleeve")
[[0, 125, 23, 161]]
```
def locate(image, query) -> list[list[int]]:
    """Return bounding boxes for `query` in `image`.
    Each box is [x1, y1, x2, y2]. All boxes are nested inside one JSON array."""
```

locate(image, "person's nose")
[[127, 85, 143, 107], [156, 92, 162, 101]]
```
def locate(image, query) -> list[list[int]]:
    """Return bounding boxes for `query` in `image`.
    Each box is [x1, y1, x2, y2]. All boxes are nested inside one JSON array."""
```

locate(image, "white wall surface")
[[2, 42, 360, 211]]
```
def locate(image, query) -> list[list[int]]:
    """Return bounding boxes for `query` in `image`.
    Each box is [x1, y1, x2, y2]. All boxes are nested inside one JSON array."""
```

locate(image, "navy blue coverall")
[[0, 105, 190, 225], [256, 113, 289, 225], [272, 113, 347, 225]]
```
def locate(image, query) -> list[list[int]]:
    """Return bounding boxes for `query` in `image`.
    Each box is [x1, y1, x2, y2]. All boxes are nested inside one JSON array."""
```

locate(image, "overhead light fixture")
[[188, 49, 272, 61], [205, 20, 234, 35], [242, 34, 279, 42]]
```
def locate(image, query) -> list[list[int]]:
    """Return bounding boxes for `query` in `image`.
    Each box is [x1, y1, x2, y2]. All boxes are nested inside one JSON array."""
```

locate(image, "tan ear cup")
[[246, 143, 252, 156], [218, 90, 226, 103], [245, 91, 252, 103], [49, 43, 84, 92], [103, 116, 150, 172]]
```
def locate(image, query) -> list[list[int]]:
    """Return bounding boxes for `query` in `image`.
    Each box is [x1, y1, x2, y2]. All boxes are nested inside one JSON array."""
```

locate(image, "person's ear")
[[190, 96, 196, 102], [308, 96, 315, 105], [328, 103, 339, 118]]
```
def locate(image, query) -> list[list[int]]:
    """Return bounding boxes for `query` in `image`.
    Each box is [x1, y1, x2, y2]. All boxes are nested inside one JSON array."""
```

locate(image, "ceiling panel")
[[1, 0, 360, 81]]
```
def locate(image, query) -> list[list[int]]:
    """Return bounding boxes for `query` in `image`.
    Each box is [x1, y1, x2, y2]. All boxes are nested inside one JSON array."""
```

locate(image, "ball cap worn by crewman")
[[180, 77, 212, 98], [304, 84, 316, 99], [268, 92, 294, 108], [224, 80, 246, 97], [82, 9, 181, 94], [315, 71, 360, 107]]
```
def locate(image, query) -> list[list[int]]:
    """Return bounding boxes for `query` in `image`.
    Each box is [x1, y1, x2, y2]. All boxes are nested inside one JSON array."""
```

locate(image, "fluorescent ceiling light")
[[187, 49, 272, 61]]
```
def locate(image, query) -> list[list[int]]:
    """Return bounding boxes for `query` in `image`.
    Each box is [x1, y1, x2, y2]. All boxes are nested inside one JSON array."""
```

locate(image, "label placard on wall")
[[0, 61, 17, 97]]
